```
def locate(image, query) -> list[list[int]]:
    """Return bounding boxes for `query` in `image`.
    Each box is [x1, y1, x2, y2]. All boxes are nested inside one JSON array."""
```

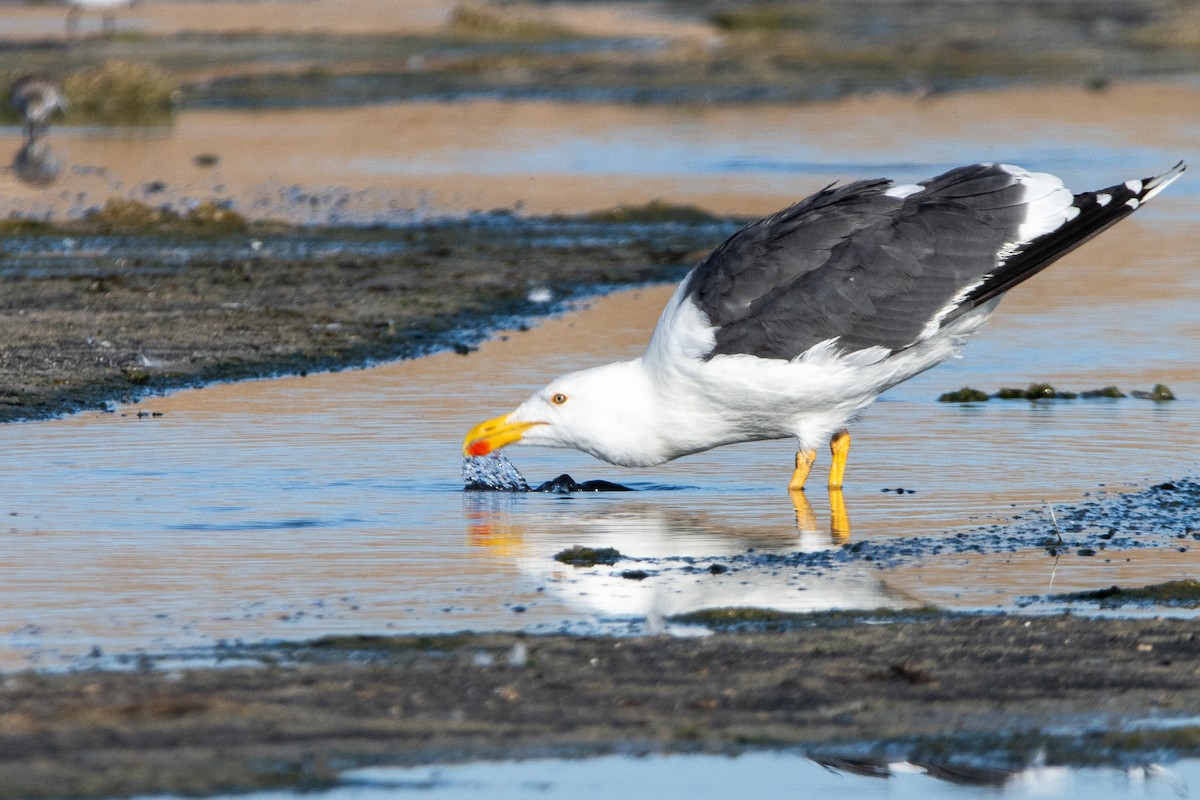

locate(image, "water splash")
[[462, 453, 530, 492]]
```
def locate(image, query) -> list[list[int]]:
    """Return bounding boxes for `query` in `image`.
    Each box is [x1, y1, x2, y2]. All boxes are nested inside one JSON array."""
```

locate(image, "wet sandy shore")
[[0, 53, 1197, 795], [1, 614, 1198, 798], [4, 82, 1196, 221]]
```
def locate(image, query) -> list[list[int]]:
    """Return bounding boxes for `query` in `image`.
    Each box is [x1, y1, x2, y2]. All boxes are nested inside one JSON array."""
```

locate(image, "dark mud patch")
[[3, 615, 1199, 799], [674, 478, 1200, 580], [0, 213, 736, 422]]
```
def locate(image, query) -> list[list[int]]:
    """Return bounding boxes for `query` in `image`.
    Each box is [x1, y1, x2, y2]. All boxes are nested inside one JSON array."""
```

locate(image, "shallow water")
[[1, 85, 1199, 669], [144, 753, 1200, 800], [3, 83, 1199, 222]]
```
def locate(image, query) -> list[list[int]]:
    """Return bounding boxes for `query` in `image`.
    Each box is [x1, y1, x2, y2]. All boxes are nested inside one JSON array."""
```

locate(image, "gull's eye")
[[550, 393, 568, 405]]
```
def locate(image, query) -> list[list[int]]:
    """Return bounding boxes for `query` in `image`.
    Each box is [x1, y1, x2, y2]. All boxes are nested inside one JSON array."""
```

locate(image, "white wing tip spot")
[[1096, 193, 1112, 207], [1124, 179, 1144, 193], [884, 183, 923, 199], [1126, 198, 1140, 209]]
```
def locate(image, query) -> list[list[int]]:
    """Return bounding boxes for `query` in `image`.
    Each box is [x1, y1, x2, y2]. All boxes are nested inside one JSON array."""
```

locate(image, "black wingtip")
[[960, 163, 1185, 311]]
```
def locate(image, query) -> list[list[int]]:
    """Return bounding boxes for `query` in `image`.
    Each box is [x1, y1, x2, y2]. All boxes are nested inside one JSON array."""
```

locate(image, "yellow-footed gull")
[[464, 162, 1185, 492]]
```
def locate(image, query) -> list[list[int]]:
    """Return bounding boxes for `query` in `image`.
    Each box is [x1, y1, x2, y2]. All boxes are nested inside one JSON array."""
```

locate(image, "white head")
[[462, 359, 664, 467]]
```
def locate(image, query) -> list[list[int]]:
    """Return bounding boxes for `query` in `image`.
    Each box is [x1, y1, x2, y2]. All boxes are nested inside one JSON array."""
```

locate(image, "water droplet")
[[461, 453, 530, 492]]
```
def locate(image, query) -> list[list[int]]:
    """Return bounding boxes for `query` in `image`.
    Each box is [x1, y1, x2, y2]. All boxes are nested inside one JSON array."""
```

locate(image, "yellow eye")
[[551, 393, 568, 405]]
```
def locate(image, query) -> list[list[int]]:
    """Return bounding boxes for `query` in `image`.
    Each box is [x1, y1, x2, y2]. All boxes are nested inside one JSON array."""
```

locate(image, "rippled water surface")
[[2, 86, 1198, 669]]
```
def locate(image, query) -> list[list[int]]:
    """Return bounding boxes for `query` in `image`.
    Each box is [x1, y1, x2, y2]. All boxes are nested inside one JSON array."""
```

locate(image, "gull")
[[464, 162, 1186, 494]]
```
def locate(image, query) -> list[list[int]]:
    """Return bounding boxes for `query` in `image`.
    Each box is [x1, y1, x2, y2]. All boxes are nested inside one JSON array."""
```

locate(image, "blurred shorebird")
[[10, 76, 67, 140], [12, 138, 62, 187]]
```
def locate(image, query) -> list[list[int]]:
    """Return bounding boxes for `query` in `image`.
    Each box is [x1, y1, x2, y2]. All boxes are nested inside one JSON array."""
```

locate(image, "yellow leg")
[[828, 429, 850, 489], [789, 448, 817, 491], [829, 489, 851, 543]]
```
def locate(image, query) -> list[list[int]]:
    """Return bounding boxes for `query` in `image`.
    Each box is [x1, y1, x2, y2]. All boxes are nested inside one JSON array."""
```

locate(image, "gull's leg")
[[789, 448, 817, 492], [828, 429, 850, 489]]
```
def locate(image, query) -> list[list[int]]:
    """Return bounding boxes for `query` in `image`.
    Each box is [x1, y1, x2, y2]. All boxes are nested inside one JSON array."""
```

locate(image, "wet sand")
[[4, 82, 1197, 221]]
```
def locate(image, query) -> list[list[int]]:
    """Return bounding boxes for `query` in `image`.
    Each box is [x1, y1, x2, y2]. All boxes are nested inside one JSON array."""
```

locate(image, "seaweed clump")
[[583, 200, 723, 225], [447, 1, 576, 39], [1052, 579, 1200, 608], [1079, 386, 1126, 398], [954, 383, 1176, 401], [938, 387, 989, 403], [1131, 384, 1176, 401], [553, 545, 624, 567], [85, 198, 247, 232], [63, 60, 178, 125], [996, 383, 1077, 400]]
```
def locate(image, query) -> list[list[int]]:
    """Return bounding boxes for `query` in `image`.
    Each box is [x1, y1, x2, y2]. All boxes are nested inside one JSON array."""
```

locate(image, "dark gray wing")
[[684, 164, 1047, 360]]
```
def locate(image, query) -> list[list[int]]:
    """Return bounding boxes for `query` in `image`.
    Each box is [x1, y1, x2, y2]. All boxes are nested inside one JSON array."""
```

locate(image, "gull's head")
[[462, 360, 658, 467]]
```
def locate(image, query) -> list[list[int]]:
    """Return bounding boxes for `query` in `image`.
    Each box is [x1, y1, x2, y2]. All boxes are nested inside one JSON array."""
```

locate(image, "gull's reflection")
[[463, 491, 906, 620], [12, 138, 62, 186], [790, 489, 851, 547]]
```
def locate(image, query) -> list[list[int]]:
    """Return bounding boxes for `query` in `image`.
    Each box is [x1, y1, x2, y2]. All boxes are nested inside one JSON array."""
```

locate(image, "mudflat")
[[1, 614, 1198, 798]]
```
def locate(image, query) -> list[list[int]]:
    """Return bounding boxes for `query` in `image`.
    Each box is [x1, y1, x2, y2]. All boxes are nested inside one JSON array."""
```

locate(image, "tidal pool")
[[1, 213, 1197, 669], [0, 83, 1197, 670], [145, 753, 1200, 800]]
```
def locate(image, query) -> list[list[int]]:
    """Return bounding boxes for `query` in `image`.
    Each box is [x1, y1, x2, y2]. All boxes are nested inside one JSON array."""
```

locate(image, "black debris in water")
[[533, 474, 633, 493], [554, 545, 625, 567]]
